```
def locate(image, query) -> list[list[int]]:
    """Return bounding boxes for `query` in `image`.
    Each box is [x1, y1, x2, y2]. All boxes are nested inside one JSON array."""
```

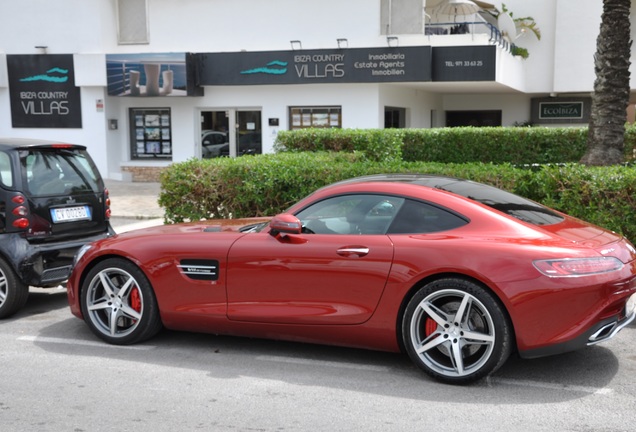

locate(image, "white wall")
[[499, 0, 558, 94], [148, 0, 383, 53], [0, 0, 113, 54], [379, 84, 438, 128], [552, 0, 601, 94]]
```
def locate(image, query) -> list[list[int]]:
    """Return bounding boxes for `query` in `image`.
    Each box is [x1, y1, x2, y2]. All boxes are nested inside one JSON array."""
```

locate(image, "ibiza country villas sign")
[[7, 54, 82, 128], [196, 46, 432, 85]]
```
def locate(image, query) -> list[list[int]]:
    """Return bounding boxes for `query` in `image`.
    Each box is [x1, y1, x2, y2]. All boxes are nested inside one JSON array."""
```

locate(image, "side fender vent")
[[177, 259, 219, 281]]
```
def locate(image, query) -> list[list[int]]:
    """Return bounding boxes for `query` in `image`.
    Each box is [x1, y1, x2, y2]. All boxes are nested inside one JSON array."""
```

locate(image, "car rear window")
[[23, 148, 101, 197], [431, 179, 564, 226]]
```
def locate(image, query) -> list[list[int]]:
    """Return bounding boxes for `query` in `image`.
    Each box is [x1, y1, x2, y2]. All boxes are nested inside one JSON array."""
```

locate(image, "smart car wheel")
[[80, 258, 162, 345], [403, 278, 512, 384], [0, 258, 29, 319]]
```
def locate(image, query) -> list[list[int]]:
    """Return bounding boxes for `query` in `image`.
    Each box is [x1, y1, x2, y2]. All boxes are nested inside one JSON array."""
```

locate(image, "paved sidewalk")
[[104, 180, 165, 232], [105, 179, 163, 219]]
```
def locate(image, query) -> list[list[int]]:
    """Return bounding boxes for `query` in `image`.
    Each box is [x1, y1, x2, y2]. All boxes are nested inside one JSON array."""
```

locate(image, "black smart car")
[[0, 138, 114, 318]]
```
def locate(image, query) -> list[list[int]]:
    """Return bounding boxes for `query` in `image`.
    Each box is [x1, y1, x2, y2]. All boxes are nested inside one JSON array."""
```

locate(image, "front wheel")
[[80, 258, 162, 345], [402, 278, 512, 385], [0, 258, 29, 319]]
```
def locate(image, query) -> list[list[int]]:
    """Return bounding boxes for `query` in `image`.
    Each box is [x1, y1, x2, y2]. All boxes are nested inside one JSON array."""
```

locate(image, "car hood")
[[115, 217, 272, 237]]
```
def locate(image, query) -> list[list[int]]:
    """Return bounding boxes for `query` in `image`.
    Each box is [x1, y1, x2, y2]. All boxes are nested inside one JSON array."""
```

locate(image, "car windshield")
[[22, 148, 101, 196]]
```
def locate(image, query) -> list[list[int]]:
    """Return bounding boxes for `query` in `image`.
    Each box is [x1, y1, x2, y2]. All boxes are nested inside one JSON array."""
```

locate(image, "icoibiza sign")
[[539, 102, 584, 120], [531, 98, 590, 124]]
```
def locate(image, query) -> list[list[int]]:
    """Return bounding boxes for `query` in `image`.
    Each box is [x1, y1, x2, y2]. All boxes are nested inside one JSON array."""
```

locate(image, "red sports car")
[[67, 174, 636, 384]]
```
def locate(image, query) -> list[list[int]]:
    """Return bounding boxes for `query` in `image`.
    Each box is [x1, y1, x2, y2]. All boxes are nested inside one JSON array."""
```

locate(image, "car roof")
[[328, 174, 483, 195], [331, 173, 463, 188], [0, 138, 86, 151], [324, 174, 565, 226]]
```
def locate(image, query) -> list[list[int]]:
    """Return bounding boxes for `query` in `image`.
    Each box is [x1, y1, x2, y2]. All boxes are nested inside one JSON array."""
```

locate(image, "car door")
[[226, 194, 403, 325]]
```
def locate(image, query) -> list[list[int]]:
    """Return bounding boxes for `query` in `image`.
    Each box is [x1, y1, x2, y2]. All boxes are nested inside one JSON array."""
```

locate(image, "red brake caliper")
[[130, 286, 142, 313], [425, 317, 437, 337]]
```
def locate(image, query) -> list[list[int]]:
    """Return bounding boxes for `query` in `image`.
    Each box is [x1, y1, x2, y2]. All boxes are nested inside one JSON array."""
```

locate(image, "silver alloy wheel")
[[85, 267, 144, 338], [0, 268, 7, 307], [409, 288, 495, 378]]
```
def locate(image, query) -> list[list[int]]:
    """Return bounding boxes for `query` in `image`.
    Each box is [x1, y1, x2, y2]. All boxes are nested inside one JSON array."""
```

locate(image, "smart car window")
[[295, 194, 405, 235], [0, 152, 12, 187], [387, 199, 468, 234], [25, 149, 100, 196]]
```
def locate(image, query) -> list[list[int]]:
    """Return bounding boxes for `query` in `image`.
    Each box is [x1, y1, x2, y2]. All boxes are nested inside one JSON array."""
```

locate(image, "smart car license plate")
[[51, 206, 92, 223]]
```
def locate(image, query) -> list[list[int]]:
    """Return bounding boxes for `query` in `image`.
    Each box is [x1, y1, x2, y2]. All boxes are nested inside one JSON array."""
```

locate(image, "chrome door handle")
[[337, 247, 370, 257]]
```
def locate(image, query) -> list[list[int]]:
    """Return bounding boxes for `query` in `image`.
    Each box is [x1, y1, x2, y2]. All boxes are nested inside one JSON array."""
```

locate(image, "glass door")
[[200, 110, 261, 158], [200, 110, 230, 158], [236, 110, 262, 156]]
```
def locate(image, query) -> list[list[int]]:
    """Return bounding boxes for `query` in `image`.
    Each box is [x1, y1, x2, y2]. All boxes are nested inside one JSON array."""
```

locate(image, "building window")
[[446, 110, 502, 127], [289, 107, 342, 130], [385, 106, 406, 128], [117, 0, 149, 44], [129, 108, 172, 160]]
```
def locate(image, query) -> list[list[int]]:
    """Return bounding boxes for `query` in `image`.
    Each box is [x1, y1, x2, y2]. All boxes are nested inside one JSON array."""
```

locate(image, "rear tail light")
[[13, 218, 30, 229], [533, 257, 624, 277], [104, 188, 111, 220], [12, 206, 28, 217], [10, 194, 31, 230]]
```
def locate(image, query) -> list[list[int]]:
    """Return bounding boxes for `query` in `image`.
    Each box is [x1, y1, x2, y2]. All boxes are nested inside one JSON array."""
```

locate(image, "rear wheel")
[[80, 258, 162, 344], [402, 278, 512, 385], [0, 258, 29, 319]]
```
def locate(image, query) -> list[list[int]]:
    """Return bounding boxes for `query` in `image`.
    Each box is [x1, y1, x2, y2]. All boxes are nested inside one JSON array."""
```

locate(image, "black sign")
[[196, 47, 432, 85], [539, 102, 584, 119], [7, 54, 82, 128], [432, 46, 496, 81], [531, 97, 591, 124]]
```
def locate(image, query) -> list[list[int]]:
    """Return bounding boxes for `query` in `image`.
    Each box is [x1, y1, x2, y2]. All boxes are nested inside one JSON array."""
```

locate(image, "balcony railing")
[[425, 21, 517, 54]]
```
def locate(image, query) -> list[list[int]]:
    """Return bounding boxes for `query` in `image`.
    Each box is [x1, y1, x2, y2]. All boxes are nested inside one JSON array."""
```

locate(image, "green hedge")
[[274, 126, 636, 164], [159, 153, 636, 243]]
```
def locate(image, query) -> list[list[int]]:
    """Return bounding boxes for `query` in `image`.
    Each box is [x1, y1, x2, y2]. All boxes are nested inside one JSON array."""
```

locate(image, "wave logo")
[[240, 60, 287, 75], [19, 67, 69, 83]]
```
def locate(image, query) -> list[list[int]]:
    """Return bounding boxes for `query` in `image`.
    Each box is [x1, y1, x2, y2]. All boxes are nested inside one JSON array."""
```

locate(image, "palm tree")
[[581, 0, 632, 165]]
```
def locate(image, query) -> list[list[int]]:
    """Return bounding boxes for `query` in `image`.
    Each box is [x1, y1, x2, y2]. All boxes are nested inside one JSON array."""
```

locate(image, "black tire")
[[402, 278, 512, 385], [80, 258, 162, 345], [0, 258, 29, 319]]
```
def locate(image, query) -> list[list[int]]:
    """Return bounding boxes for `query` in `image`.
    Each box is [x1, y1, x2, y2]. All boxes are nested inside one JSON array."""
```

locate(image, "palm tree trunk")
[[581, 0, 632, 166]]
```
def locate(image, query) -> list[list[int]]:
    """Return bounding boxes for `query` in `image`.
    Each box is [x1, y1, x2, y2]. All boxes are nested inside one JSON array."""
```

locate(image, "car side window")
[[0, 152, 12, 187], [387, 199, 468, 234], [295, 194, 404, 235]]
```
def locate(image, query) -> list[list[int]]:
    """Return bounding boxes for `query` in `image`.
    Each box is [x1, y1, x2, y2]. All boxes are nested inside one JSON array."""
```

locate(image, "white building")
[[0, 0, 632, 181]]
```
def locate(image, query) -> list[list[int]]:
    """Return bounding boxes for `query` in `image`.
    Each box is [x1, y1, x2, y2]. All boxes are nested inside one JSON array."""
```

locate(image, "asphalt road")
[[1, 285, 635, 432]]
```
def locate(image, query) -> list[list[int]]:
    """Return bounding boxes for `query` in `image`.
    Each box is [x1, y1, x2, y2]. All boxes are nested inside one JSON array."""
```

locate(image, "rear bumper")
[[519, 295, 636, 359], [0, 227, 113, 287]]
